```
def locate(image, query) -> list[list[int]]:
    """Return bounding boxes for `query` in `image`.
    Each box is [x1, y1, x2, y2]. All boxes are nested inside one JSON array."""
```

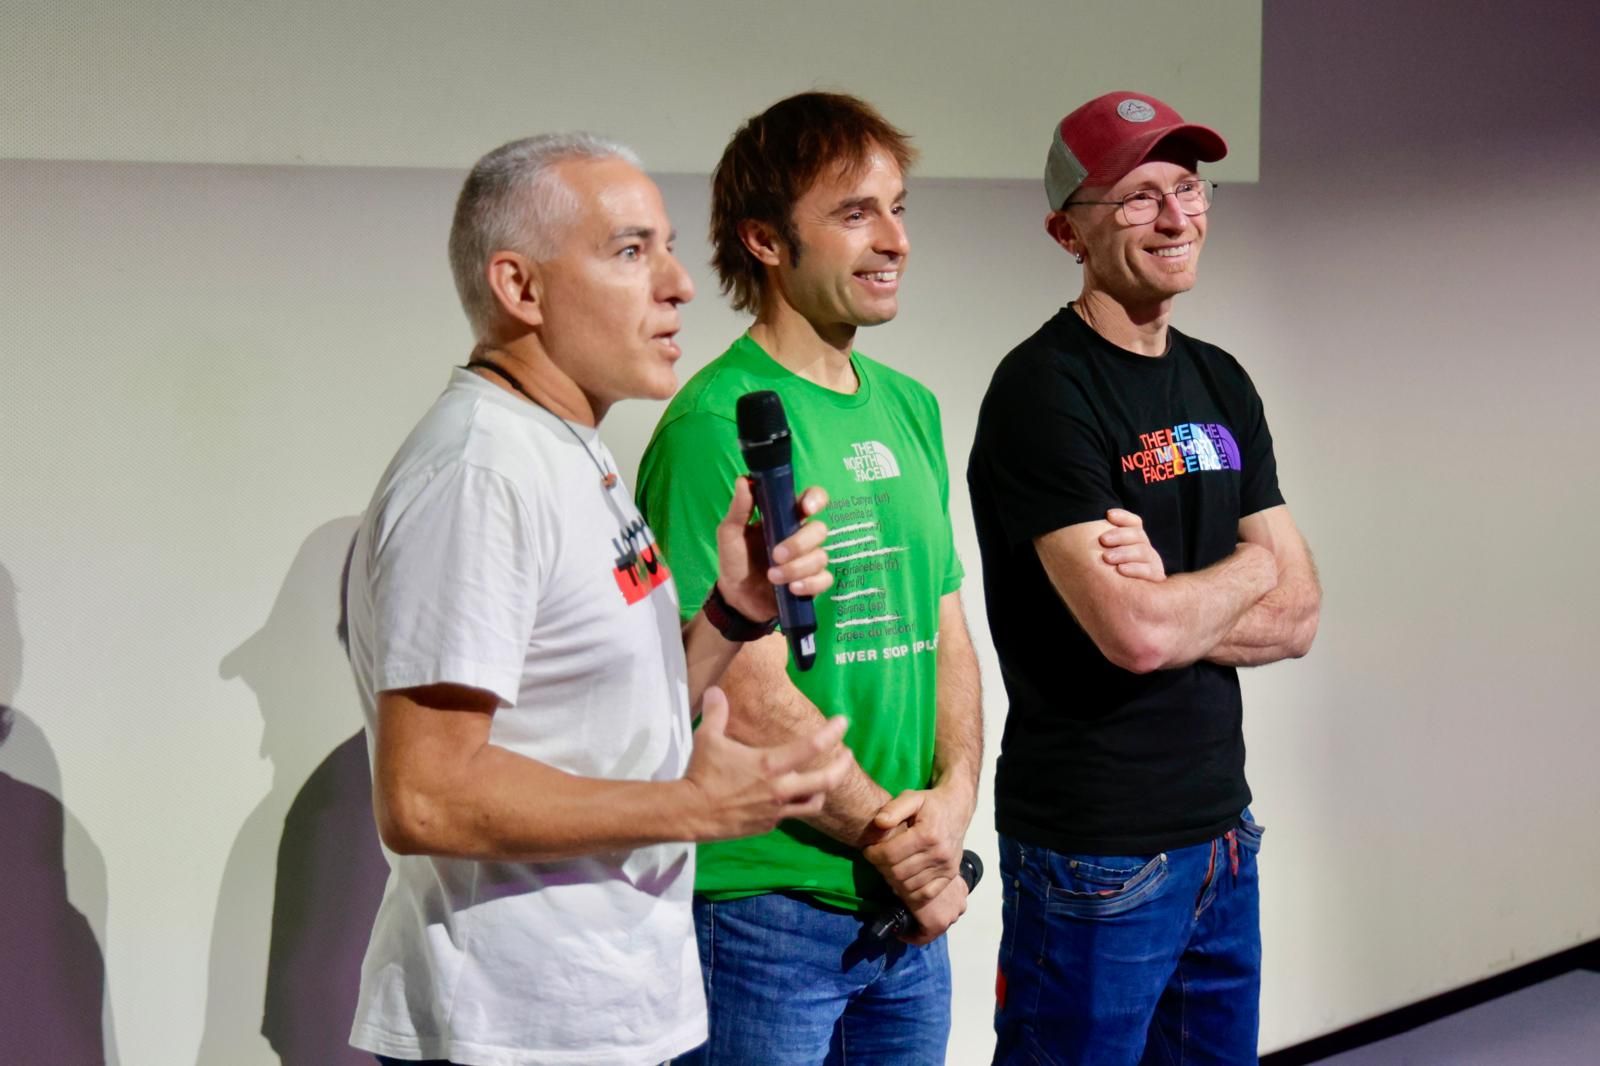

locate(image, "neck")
[[467, 337, 604, 426], [1073, 288, 1175, 357], [748, 300, 860, 394]]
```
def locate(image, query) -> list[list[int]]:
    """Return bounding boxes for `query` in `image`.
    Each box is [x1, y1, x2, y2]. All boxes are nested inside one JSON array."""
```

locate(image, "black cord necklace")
[[464, 360, 620, 489]]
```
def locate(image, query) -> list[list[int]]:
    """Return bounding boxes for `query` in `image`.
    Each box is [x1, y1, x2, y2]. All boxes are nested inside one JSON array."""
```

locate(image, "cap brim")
[[1081, 123, 1228, 190]]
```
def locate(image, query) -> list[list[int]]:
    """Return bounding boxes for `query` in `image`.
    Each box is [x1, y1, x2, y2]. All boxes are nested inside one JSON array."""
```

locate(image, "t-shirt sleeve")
[[636, 411, 745, 624], [1236, 367, 1286, 517], [974, 359, 1120, 545], [368, 461, 540, 706]]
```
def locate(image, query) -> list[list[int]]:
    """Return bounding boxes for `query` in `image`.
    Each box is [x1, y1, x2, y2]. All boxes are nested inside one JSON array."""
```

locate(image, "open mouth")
[[1150, 243, 1192, 260], [854, 270, 901, 292]]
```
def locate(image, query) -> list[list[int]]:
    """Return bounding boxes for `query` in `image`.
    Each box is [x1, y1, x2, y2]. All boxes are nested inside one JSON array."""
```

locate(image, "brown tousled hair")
[[710, 92, 916, 314]]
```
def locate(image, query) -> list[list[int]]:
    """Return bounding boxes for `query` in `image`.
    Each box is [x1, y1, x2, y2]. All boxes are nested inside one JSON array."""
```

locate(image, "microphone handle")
[[867, 850, 983, 942], [746, 459, 817, 671]]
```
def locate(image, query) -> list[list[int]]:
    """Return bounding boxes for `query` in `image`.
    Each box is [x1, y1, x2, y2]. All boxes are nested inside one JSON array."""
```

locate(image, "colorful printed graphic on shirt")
[[612, 515, 672, 604], [1120, 423, 1241, 484]]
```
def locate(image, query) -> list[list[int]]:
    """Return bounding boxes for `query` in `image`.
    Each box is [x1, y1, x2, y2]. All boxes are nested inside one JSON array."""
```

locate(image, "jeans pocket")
[[1236, 809, 1265, 854], [1041, 851, 1169, 919]]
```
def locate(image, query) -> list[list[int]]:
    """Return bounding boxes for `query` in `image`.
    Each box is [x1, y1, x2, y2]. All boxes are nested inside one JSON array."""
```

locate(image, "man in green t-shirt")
[[637, 92, 981, 1063]]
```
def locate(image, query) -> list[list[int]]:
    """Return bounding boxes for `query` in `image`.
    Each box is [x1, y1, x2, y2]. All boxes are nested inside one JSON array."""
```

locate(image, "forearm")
[[1117, 543, 1277, 672], [682, 607, 742, 709], [718, 635, 890, 846], [856, 596, 982, 909], [1207, 563, 1321, 666], [1207, 508, 1321, 667], [929, 595, 982, 822], [378, 742, 703, 863]]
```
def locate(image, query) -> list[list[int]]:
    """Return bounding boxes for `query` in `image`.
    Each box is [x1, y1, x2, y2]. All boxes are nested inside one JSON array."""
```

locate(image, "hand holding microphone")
[[868, 850, 984, 943], [735, 390, 821, 671]]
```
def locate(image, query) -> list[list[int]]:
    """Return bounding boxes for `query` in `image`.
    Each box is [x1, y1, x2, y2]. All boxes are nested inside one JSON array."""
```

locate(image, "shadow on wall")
[[197, 519, 389, 1066], [0, 563, 117, 1064]]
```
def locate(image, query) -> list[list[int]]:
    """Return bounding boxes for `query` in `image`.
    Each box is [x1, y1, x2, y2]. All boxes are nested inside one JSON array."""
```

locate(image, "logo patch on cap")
[[1117, 99, 1157, 123]]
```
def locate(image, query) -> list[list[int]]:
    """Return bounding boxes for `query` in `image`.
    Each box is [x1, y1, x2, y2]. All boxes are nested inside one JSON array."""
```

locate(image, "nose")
[[875, 210, 909, 259], [1153, 191, 1188, 233], [658, 251, 695, 305]]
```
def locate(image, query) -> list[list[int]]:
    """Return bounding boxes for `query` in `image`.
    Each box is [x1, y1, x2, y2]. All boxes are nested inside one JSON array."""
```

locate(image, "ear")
[[1045, 210, 1079, 253], [737, 218, 786, 269], [485, 250, 543, 329]]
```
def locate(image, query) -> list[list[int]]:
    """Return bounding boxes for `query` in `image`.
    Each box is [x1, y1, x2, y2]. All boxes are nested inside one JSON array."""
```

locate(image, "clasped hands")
[[862, 784, 975, 944]]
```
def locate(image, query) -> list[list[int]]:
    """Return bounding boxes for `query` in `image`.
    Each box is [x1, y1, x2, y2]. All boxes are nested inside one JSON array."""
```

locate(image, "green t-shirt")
[[636, 334, 963, 911]]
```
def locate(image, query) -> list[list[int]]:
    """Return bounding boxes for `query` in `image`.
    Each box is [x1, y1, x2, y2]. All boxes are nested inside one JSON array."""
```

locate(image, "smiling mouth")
[[856, 270, 900, 284], [1151, 243, 1192, 259]]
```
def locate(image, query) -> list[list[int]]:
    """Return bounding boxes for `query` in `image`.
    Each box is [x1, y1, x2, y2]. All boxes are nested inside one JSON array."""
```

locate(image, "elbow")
[[1288, 602, 1322, 659], [1119, 645, 1173, 676], [1283, 583, 1322, 659], [375, 783, 450, 857], [1097, 623, 1178, 676]]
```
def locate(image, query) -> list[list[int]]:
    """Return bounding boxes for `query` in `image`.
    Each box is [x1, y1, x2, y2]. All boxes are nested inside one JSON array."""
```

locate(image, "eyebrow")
[[833, 189, 908, 214], [1122, 172, 1202, 194], [608, 226, 677, 243]]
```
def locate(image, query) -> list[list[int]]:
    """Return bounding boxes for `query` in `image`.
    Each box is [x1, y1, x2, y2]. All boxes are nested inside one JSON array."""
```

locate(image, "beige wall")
[[2, 0, 1260, 180], [3, 3, 1599, 1064]]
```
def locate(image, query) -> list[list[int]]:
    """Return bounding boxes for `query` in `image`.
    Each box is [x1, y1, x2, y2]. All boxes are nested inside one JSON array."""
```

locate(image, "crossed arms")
[[1036, 504, 1321, 675]]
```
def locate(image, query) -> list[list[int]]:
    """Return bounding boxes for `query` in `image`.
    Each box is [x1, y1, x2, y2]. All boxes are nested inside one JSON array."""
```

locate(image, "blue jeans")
[[675, 891, 952, 1065], [993, 814, 1263, 1066]]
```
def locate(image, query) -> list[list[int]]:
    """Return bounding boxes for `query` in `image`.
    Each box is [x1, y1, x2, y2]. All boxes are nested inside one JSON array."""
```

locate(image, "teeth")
[[859, 271, 898, 282], [1154, 244, 1190, 258]]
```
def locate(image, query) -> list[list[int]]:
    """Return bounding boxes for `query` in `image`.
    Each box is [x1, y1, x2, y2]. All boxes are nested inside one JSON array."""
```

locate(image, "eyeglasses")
[[1062, 179, 1216, 226]]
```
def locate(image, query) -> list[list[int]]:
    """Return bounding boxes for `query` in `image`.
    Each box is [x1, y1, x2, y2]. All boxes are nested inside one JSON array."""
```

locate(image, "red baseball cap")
[[1045, 91, 1227, 209]]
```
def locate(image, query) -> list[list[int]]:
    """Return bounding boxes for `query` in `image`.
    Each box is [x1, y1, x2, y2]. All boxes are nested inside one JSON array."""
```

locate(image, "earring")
[[1074, 253, 1085, 264]]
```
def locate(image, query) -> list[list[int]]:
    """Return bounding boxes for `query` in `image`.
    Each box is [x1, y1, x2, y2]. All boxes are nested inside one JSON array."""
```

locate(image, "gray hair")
[[448, 132, 642, 338]]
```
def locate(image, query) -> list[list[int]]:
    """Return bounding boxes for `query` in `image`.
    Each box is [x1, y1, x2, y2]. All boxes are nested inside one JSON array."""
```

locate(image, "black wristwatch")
[[703, 582, 779, 641]]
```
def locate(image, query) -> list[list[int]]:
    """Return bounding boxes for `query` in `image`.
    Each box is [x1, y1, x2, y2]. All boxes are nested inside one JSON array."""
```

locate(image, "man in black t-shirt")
[[968, 91, 1322, 1065]]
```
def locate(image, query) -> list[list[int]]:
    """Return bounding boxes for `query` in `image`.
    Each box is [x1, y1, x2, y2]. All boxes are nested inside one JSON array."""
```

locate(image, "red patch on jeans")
[[996, 964, 1008, 1010]]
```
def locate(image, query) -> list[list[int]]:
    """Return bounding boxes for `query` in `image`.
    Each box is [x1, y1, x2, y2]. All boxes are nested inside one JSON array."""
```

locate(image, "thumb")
[[874, 789, 926, 828], [723, 476, 756, 528], [697, 685, 729, 736]]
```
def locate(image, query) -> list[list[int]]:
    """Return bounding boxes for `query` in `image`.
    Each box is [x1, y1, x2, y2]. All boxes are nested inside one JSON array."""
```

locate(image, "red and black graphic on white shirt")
[[612, 516, 672, 605]]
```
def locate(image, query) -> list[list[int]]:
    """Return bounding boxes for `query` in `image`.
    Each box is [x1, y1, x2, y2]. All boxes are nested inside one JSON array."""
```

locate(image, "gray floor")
[[1315, 970, 1600, 1065]]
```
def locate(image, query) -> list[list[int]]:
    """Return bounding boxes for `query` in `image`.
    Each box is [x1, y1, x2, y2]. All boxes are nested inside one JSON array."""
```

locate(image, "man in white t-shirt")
[[343, 133, 852, 1066]]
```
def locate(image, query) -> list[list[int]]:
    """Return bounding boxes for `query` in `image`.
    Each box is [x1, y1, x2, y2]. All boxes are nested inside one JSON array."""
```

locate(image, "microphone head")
[[960, 849, 984, 890], [736, 390, 792, 470]]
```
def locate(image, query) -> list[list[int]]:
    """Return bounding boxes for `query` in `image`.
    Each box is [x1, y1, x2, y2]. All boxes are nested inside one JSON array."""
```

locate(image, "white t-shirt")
[[345, 369, 704, 1066]]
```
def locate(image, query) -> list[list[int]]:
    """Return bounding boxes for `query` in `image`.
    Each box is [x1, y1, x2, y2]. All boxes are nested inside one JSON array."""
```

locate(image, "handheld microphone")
[[867, 850, 984, 942], [736, 390, 818, 671]]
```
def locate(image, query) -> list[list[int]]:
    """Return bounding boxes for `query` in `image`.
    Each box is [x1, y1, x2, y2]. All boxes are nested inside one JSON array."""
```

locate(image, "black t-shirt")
[[967, 306, 1285, 855]]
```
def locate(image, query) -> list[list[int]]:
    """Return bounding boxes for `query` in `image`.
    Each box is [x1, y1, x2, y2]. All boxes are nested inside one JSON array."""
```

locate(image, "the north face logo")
[[843, 441, 901, 482]]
